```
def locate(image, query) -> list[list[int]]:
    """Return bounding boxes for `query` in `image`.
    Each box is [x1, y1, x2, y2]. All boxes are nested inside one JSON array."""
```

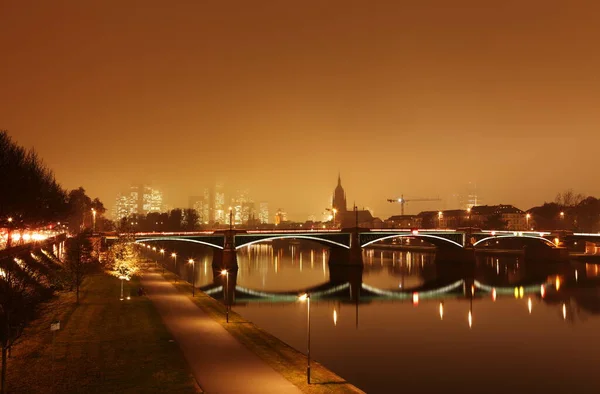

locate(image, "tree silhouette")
[[64, 233, 94, 304]]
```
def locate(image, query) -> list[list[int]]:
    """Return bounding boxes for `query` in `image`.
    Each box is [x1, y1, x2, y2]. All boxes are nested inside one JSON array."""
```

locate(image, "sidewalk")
[[141, 270, 303, 394]]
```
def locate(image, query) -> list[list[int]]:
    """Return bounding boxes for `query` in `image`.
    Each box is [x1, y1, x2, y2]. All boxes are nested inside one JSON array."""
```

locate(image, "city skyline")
[[3, 3, 600, 394], [2, 1, 600, 221]]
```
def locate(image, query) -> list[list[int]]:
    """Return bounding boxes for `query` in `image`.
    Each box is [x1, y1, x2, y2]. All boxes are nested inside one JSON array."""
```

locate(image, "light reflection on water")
[[170, 242, 600, 394]]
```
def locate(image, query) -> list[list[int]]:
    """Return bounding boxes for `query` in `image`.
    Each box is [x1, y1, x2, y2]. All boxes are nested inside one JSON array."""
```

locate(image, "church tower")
[[332, 173, 347, 213]]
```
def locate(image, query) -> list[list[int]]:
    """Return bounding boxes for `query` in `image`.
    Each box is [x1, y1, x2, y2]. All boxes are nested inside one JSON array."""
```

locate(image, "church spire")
[[337, 172, 341, 187]]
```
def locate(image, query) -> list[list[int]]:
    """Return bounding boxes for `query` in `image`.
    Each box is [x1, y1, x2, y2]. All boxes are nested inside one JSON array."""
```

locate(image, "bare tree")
[[555, 189, 586, 207], [64, 234, 93, 304]]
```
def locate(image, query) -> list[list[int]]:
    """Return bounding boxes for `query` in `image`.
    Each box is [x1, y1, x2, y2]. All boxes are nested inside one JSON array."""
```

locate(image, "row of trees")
[[0, 130, 117, 393], [529, 191, 600, 232], [119, 209, 201, 232], [1, 130, 107, 240]]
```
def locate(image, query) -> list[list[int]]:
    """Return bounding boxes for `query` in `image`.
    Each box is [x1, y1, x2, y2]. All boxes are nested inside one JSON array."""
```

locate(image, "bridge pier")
[[434, 247, 475, 265], [329, 228, 363, 266], [328, 247, 363, 266], [212, 230, 239, 271]]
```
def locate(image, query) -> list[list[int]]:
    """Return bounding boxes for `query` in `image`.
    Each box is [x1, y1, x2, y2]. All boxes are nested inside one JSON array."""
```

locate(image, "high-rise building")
[[213, 183, 225, 224], [113, 193, 132, 220], [258, 202, 269, 224], [147, 187, 163, 213], [113, 185, 163, 220]]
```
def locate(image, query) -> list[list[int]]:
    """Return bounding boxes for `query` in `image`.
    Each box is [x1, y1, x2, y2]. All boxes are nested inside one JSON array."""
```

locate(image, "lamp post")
[[6, 217, 13, 248], [189, 259, 195, 297], [171, 253, 177, 281], [526, 213, 531, 230], [221, 269, 230, 323], [118, 267, 130, 300], [298, 293, 311, 384], [91, 208, 96, 233], [560, 211, 565, 229], [229, 207, 233, 231], [438, 211, 443, 229], [160, 249, 165, 274], [466, 207, 472, 245]]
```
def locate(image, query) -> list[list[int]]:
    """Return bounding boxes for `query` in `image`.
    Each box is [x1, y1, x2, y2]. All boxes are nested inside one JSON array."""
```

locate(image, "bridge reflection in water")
[[175, 241, 598, 321]]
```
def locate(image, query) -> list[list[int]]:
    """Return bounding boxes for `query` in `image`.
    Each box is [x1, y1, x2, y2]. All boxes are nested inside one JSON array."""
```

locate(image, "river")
[[170, 240, 600, 393]]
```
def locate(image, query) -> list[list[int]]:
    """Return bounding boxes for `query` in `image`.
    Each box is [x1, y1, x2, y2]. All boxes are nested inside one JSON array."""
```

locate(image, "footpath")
[[141, 270, 303, 394]]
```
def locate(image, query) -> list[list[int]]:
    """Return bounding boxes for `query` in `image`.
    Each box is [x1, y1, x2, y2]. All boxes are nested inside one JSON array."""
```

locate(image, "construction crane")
[[387, 195, 442, 215]]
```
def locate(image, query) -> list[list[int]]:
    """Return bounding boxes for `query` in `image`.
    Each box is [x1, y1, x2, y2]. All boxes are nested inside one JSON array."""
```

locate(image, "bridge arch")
[[235, 235, 350, 250], [135, 237, 224, 249], [361, 234, 464, 249], [473, 235, 555, 248]]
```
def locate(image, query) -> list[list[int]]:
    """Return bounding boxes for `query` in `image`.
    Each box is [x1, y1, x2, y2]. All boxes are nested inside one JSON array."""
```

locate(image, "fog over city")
[[2, 1, 599, 220]]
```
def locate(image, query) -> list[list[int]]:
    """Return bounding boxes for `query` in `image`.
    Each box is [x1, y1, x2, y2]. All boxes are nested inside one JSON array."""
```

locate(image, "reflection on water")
[[167, 241, 600, 394]]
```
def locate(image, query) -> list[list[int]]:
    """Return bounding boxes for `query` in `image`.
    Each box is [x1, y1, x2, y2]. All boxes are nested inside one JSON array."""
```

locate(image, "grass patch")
[[161, 270, 365, 394], [5, 273, 200, 394]]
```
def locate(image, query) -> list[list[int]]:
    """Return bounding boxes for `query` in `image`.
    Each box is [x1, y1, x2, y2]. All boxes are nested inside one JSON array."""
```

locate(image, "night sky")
[[2, 1, 599, 220]]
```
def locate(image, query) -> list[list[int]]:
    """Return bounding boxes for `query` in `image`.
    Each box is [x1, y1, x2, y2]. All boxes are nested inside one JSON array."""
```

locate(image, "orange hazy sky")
[[1, 1, 599, 220]]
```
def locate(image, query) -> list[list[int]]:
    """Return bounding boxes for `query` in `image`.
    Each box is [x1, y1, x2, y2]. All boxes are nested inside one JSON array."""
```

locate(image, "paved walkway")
[[141, 270, 303, 394]]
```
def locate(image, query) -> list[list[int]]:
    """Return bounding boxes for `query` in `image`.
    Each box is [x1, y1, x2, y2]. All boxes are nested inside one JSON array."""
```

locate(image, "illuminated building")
[[213, 184, 225, 224], [112, 185, 163, 220], [275, 208, 287, 225], [259, 202, 269, 224], [113, 193, 131, 220]]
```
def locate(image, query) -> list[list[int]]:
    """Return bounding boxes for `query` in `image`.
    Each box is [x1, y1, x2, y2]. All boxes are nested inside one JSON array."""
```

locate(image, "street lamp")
[[526, 213, 531, 230], [118, 268, 130, 300], [6, 217, 13, 248], [221, 269, 230, 323], [466, 207, 472, 245], [298, 293, 311, 384], [229, 207, 233, 231], [91, 208, 96, 232], [160, 249, 165, 274], [438, 211, 443, 228], [188, 259, 196, 297], [171, 253, 177, 281]]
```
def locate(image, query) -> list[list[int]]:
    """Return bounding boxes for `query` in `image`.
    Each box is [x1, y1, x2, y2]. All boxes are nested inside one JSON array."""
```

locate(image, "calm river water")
[[170, 241, 600, 394]]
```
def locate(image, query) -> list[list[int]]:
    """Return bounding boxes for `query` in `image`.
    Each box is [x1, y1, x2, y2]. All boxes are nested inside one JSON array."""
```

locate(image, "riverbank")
[[5, 273, 199, 394], [159, 269, 365, 394]]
